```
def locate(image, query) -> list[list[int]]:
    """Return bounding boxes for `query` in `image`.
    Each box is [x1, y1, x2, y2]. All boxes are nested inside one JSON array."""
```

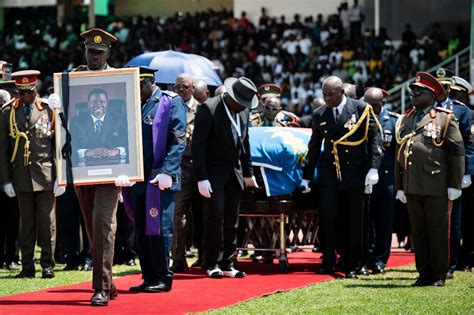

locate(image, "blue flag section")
[[249, 127, 312, 196]]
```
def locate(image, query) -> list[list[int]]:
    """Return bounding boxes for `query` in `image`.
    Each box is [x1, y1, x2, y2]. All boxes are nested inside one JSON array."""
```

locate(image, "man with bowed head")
[[192, 77, 259, 278], [301, 76, 382, 279]]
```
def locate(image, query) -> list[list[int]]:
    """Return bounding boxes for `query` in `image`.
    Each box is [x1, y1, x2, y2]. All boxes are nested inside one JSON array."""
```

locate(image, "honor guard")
[[395, 71, 465, 287], [0, 70, 64, 279]]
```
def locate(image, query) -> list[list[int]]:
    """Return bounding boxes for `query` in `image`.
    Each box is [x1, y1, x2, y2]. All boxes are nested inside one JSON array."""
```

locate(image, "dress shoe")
[[356, 266, 369, 275], [222, 267, 247, 278], [7, 262, 20, 271], [398, 241, 405, 248], [144, 282, 172, 293], [109, 283, 118, 300], [411, 277, 432, 287], [191, 260, 203, 268], [207, 265, 224, 278], [15, 270, 35, 278], [170, 261, 188, 273], [91, 290, 109, 306], [432, 279, 445, 287], [372, 265, 385, 275], [129, 281, 150, 293], [446, 271, 454, 279], [83, 258, 93, 271], [345, 271, 358, 279], [125, 259, 136, 266], [316, 265, 335, 275], [42, 267, 55, 279], [461, 266, 472, 272]]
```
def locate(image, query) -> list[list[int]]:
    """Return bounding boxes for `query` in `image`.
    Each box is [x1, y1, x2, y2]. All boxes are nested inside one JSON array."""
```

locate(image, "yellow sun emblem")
[[93, 35, 102, 44]]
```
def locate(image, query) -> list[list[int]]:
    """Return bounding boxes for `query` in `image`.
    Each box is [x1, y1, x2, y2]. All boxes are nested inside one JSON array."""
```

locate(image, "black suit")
[[70, 110, 128, 166], [192, 95, 253, 268], [303, 97, 382, 273]]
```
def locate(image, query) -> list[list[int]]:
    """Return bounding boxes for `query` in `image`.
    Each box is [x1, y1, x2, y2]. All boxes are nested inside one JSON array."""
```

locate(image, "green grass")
[[0, 262, 141, 296], [209, 265, 474, 314]]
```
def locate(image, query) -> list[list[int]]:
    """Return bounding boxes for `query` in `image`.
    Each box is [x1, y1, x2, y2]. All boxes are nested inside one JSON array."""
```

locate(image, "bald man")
[[343, 83, 357, 99], [301, 76, 382, 278], [364, 87, 399, 274], [193, 80, 210, 104]]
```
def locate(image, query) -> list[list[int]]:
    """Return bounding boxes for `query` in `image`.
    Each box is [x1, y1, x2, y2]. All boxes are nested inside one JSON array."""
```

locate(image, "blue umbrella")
[[126, 50, 223, 86]]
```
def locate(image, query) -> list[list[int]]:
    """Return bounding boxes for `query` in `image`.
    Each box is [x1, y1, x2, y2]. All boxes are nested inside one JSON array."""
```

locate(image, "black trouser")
[[203, 175, 242, 269], [114, 203, 136, 264], [0, 192, 20, 265], [448, 198, 462, 273], [369, 182, 395, 268], [132, 191, 175, 285], [319, 186, 364, 273], [459, 184, 474, 268], [57, 187, 90, 266], [406, 194, 450, 281]]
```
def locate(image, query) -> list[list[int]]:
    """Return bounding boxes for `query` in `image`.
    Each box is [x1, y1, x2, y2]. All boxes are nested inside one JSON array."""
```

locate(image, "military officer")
[[0, 70, 65, 278], [365, 87, 399, 274], [430, 68, 474, 279], [395, 71, 465, 287], [48, 28, 129, 306], [250, 83, 300, 127], [301, 76, 382, 279], [450, 76, 474, 272]]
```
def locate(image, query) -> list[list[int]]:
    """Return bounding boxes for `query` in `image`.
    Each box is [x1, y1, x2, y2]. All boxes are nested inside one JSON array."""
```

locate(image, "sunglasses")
[[264, 106, 280, 112], [410, 88, 432, 96]]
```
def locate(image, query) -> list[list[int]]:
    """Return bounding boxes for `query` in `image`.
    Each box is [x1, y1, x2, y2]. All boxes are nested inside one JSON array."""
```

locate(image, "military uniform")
[[249, 110, 299, 127], [368, 109, 399, 270], [395, 72, 465, 284], [0, 70, 56, 277]]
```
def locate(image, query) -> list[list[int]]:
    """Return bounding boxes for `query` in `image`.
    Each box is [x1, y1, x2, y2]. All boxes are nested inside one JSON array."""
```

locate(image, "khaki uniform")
[[395, 106, 464, 281], [72, 64, 121, 291], [0, 98, 56, 272], [249, 110, 300, 127]]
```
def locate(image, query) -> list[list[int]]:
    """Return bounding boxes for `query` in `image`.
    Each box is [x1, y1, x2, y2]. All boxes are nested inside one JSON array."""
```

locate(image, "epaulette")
[[162, 90, 178, 98], [435, 107, 453, 114], [451, 99, 466, 107], [1, 98, 15, 109], [388, 111, 401, 118], [74, 65, 87, 72], [249, 112, 262, 121]]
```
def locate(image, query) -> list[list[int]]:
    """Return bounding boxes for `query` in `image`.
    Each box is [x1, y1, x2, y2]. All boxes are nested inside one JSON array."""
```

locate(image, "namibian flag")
[[249, 127, 313, 197]]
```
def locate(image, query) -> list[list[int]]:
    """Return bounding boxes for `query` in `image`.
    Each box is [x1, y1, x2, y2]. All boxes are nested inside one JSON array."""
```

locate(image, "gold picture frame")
[[53, 67, 143, 186]]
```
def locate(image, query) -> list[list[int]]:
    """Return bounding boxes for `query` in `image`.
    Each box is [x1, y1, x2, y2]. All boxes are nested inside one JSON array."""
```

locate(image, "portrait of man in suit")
[[70, 87, 128, 167]]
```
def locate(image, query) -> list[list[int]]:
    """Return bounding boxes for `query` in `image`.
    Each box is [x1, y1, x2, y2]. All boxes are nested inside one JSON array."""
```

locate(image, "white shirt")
[[333, 95, 347, 121]]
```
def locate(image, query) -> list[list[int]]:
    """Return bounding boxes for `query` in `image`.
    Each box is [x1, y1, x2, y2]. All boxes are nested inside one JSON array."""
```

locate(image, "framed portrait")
[[53, 68, 144, 186]]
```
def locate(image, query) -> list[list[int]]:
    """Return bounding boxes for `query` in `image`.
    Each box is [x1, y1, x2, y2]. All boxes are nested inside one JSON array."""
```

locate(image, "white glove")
[[53, 181, 66, 197], [198, 180, 213, 198], [300, 179, 311, 193], [47, 93, 62, 110], [244, 176, 259, 188], [114, 175, 135, 187], [396, 190, 407, 204], [448, 187, 462, 201], [150, 173, 173, 190], [118, 191, 123, 203], [364, 184, 373, 194], [365, 168, 379, 186], [462, 175, 472, 189], [3, 182, 16, 198]]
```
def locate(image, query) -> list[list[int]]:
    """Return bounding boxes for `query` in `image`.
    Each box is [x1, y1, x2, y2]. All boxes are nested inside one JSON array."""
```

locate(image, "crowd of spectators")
[[0, 3, 468, 116]]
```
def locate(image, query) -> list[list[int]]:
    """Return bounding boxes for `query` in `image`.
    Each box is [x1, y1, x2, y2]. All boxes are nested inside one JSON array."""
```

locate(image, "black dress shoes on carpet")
[[170, 261, 188, 273], [371, 265, 385, 275], [356, 266, 369, 276], [144, 282, 172, 293], [91, 290, 109, 306], [129, 281, 150, 293], [316, 265, 335, 275]]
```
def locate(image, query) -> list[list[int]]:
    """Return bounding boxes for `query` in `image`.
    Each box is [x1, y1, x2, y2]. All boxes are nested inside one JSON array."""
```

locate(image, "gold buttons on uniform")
[[333, 162, 336, 165], [331, 150, 334, 154], [431, 171, 435, 174], [408, 162, 412, 165], [346, 161, 350, 165], [330, 140, 334, 143], [385, 170, 389, 174], [345, 149, 349, 153], [26, 131, 29, 135]]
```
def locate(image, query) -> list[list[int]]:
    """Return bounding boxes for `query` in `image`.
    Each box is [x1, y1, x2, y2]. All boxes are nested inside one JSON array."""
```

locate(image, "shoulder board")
[[162, 90, 178, 98], [249, 113, 262, 121], [74, 65, 87, 72], [435, 107, 453, 114], [1, 98, 15, 109], [388, 111, 401, 118], [404, 107, 414, 117], [451, 99, 466, 107]]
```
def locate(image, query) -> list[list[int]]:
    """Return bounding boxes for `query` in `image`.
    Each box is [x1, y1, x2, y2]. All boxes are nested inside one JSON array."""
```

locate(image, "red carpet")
[[0, 251, 414, 315]]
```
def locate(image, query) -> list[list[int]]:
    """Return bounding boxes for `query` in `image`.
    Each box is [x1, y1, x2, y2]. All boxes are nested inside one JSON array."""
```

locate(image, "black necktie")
[[24, 104, 32, 120], [94, 120, 103, 134], [335, 108, 340, 123]]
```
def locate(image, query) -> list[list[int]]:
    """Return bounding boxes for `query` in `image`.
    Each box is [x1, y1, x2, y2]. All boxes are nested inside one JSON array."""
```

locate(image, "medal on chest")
[[34, 112, 51, 139], [344, 113, 357, 130]]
